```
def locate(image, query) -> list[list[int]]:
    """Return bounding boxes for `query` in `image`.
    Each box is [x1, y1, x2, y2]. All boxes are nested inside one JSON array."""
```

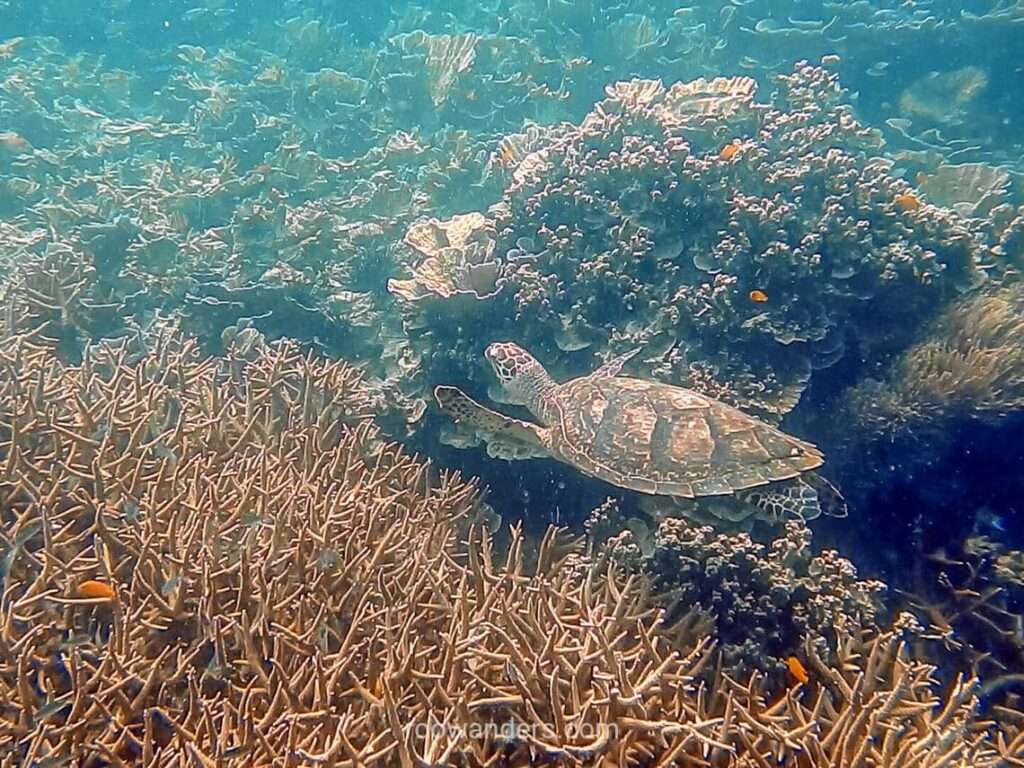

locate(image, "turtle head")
[[485, 342, 557, 421], [485, 342, 538, 390]]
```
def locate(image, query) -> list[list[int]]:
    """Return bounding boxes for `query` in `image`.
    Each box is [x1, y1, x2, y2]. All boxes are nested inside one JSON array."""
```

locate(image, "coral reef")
[[599, 515, 887, 674], [403, 61, 985, 427], [0, 3, 1021, 763], [0, 33, 508, 425], [807, 283, 1024, 606], [0, 327, 1016, 765], [1, 18, 1009, 440], [900, 529, 1024, 703], [15, 0, 1023, 169]]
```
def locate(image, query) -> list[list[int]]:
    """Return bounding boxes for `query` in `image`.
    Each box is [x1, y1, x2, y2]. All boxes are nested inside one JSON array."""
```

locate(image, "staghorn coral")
[[0, 34, 505, 433], [0, 243, 121, 358], [898, 530, 1024, 705], [0, 16, 1021, 760], [600, 516, 887, 674], [0, 327, 1015, 765]]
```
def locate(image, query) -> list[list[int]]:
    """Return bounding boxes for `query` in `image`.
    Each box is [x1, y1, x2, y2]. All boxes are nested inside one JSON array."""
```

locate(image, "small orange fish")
[[786, 655, 809, 685], [77, 580, 116, 601], [748, 289, 768, 303], [720, 142, 740, 161], [894, 193, 921, 212], [0, 37, 24, 60], [0, 132, 30, 153], [496, 143, 517, 167]]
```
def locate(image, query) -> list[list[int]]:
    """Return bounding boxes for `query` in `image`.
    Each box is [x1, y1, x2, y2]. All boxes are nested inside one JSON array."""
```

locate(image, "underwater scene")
[[1, 0, 1023, 765]]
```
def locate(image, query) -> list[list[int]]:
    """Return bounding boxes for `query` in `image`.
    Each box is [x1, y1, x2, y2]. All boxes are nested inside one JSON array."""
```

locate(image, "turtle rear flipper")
[[434, 386, 551, 461], [806, 474, 847, 518], [739, 475, 847, 521], [740, 479, 823, 521]]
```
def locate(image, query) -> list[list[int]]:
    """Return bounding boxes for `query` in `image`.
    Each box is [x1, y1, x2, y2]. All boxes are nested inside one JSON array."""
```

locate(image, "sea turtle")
[[435, 342, 845, 522]]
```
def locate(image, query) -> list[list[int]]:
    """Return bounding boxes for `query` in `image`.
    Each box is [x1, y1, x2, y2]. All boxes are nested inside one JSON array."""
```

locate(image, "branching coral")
[[899, 532, 1024, 702], [0, 244, 119, 358], [0, 328, 1015, 765], [0, 14, 1022, 763]]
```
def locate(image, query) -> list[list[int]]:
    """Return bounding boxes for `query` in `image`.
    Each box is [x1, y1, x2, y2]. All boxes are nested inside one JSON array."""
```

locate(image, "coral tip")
[[77, 580, 116, 601], [786, 655, 810, 685], [894, 193, 921, 212], [748, 289, 769, 303]]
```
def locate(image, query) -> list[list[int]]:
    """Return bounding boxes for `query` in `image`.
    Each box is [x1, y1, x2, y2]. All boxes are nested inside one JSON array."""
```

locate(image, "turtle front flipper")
[[434, 386, 552, 461]]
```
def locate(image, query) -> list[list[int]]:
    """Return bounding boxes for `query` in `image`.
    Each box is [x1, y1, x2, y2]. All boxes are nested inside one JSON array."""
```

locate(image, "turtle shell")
[[547, 376, 823, 498]]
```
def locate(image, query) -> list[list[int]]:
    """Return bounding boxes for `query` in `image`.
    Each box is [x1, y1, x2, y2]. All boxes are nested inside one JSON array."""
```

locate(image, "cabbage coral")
[[396, 61, 986, 424], [601, 515, 886, 673]]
